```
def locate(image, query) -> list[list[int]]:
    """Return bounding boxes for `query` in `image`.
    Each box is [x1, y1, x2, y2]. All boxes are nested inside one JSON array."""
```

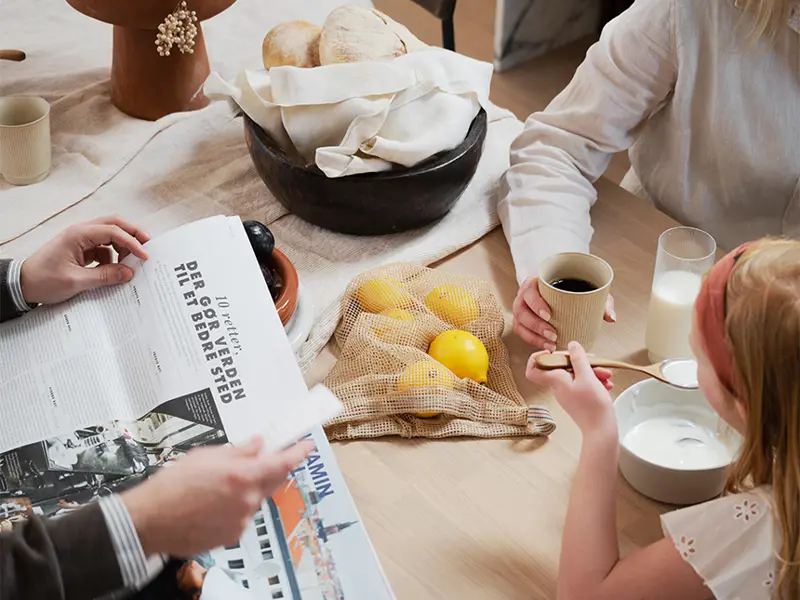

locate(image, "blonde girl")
[[505, 0, 800, 354], [528, 238, 800, 600]]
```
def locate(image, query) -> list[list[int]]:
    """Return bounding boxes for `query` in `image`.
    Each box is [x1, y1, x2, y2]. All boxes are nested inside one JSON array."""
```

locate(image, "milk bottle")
[[645, 228, 716, 362]]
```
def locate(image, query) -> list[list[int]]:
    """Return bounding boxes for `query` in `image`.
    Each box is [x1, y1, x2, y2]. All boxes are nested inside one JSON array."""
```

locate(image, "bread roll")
[[380, 9, 428, 54], [318, 5, 427, 65], [262, 21, 322, 69]]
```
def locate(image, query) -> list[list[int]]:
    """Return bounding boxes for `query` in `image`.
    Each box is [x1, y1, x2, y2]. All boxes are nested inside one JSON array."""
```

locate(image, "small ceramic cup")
[[0, 95, 51, 185], [538, 252, 614, 351]]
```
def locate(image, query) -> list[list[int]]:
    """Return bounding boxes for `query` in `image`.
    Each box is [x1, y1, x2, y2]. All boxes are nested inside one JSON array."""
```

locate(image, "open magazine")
[[0, 215, 395, 600]]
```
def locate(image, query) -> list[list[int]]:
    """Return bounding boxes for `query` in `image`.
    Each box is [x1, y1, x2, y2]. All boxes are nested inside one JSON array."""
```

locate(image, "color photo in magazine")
[[0, 388, 226, 524], [0, 396, 394, 600], [183, 428, 394, 600]]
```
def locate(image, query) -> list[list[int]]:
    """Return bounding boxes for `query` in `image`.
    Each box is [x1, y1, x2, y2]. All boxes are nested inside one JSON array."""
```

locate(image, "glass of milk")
[[645, 227, 716, 362]]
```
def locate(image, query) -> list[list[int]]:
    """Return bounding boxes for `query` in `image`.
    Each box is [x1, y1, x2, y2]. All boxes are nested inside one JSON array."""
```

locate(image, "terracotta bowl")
[[270, 248, 299, 327], [65, 0, 236, 121], [244, 109, 488, 236]]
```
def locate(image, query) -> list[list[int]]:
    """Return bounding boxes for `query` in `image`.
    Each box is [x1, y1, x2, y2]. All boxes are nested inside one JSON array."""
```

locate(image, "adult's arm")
[[0, 259, 34, 323], [1, 252, 163, 598], [0, 497, 161, 600], [498, 0, 678, 284]]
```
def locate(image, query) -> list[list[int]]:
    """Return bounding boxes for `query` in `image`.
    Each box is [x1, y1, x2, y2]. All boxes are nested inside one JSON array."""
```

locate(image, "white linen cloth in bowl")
[[203, 49, 493, 178]]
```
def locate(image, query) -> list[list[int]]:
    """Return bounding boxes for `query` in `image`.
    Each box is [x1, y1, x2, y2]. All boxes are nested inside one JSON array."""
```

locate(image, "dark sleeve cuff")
[[0, 503, 125, 600], [0, 258, 23, 324], [45, 502, 127, 600]]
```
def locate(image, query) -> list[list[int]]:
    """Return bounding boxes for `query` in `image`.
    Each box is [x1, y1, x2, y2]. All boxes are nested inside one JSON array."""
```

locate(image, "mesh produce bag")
[[323, 264, 556, 440]]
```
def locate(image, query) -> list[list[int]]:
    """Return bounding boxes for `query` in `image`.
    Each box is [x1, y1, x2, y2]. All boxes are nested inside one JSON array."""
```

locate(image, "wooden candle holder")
[[66, 0, 236, 121]]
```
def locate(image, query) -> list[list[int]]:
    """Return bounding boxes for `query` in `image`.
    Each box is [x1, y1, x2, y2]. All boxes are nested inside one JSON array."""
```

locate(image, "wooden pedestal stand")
[[66, 0, 236, 121]]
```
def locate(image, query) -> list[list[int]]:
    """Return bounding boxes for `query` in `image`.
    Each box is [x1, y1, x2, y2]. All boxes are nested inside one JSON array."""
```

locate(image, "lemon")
[[373, 308, 416, 341], [427, 330, 489, 384], [380, 308, 414, 322], [356, 278, 410, 314], [397, 360, 456, 418], [424, 285, 480, 328]]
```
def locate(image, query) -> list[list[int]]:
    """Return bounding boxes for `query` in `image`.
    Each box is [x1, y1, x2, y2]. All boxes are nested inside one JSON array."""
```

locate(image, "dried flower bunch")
[[155, 1, 199, 56]]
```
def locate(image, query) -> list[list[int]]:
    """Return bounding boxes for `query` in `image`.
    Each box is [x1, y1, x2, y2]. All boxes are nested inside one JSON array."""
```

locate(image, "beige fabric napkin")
[[0, 0, 371, 245], [0, 0, 523, 373], [0, 96, 522, 372], [204, 49, 493, 177]]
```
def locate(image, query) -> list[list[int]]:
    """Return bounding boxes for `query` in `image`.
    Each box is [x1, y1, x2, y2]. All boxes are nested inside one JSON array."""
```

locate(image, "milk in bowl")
[[615, 378, 741, 505]]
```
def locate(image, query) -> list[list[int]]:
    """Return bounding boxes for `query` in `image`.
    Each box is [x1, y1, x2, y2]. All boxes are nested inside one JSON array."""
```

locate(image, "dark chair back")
[[409, 0, 457, 51], [410, 0, 456, 20]]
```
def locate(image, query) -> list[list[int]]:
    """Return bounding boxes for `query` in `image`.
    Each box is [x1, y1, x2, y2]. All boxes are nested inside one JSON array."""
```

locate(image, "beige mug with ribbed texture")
[[0, 95, 51, 185], [538, 252, 614, 351]]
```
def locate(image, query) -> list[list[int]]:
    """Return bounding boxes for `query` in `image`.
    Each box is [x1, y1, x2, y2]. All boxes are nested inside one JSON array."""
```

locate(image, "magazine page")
[[0, 387, 334, 532], [0, 214, 393, 599], [183, 426, 396, 600], [0, 386, 393, 600], [0, 215, 341, 454]]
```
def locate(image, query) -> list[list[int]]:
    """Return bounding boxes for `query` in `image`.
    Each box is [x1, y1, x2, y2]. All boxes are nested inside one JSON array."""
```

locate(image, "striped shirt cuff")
[[8, 259, 35, 312], [98, 495, 166, 591]]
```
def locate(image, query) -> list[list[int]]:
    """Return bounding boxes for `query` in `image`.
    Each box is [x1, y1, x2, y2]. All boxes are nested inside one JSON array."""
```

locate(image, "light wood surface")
[[308, 177, 679, 600], [3, 149, 674, 596]]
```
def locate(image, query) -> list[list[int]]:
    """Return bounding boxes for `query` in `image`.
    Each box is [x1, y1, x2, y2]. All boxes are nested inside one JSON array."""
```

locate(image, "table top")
[[308, 176, 682, 600], [4, 158, 680, 597]]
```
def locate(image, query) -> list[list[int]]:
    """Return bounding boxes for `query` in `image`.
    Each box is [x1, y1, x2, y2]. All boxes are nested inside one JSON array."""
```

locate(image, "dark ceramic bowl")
[[244, 109, 488, 236]]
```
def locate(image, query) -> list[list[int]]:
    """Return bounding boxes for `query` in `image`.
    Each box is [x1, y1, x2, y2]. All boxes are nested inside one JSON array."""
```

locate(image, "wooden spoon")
[[533, 353, 699, 390], [0, 50, 26, 61]]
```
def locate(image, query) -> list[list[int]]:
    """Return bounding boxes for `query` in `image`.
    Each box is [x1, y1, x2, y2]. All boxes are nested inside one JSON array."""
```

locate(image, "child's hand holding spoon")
[[533, 351, 699, 390]]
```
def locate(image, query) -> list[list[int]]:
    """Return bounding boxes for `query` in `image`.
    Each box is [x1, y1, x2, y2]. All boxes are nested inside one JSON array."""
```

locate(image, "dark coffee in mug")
[[549, 278, 597, 293]]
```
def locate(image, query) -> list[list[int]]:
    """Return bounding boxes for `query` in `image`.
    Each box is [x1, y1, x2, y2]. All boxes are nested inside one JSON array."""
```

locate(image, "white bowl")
[[283, 283, 314, 354], [614, 379, 741, 506]]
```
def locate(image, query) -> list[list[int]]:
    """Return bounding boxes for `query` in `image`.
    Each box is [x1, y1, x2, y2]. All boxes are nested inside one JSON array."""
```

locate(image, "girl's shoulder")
[[661, 488, 776, 600]]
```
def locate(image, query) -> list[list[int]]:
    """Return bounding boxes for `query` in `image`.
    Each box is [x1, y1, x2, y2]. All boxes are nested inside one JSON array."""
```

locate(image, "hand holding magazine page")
[[0, 215, 395, 599], [0, 215, 340, 452]]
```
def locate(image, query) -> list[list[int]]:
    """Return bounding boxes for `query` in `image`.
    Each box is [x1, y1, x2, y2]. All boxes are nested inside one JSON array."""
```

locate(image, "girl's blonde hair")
[[738, 0, 792, 39], [724, 238, 800, 599]]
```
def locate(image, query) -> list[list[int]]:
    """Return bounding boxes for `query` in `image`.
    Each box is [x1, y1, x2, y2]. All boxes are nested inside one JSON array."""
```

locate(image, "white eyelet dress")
[[661, 488, 777, 600]]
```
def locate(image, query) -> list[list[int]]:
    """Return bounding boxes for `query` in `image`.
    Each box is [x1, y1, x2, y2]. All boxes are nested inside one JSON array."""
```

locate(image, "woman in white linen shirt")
[[500, 0, 800, 350]]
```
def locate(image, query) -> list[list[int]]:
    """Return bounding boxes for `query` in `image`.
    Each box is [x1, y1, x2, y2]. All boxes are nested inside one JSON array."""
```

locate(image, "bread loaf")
[[262, 21, 322, 69], [318, 5, 427, 65]]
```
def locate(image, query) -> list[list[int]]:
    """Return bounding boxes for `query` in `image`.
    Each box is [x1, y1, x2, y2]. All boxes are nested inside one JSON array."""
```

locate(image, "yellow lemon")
[[424, 285, 480, 328], [397, 360, 456, 418], [356, 278, 410, 314], [380, 308, 414, 322], [427, 330, 489, 384], [373, 308, 415, 341]]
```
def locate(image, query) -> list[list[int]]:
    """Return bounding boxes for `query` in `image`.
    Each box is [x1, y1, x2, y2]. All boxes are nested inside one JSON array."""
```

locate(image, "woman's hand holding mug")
[[513, 276, 616, 350]]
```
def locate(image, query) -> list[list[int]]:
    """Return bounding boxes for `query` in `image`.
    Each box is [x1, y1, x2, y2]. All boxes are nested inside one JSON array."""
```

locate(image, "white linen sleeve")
[[661, 490, 776, 600], [498, 0, 678, 284]]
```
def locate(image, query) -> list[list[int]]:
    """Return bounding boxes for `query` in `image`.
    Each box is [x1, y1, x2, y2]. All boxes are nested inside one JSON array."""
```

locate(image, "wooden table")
[[308, 176, 681, 600], [4, 172, 680, 598]]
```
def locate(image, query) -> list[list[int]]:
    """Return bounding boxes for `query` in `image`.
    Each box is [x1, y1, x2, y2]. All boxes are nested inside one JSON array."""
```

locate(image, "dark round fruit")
[[260, 263, 276, 297], [243, 220, 275, 261]]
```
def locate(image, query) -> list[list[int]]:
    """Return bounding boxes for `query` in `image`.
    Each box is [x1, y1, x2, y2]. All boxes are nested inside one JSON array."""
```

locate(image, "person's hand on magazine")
[[20, 215, 151, 306], [124, 436, 313, 558]]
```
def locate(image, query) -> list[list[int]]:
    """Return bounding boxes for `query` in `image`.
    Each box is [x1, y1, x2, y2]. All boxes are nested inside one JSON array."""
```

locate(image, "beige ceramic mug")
[[537, 252, 614, 351], [0, 95, 51, 185]]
